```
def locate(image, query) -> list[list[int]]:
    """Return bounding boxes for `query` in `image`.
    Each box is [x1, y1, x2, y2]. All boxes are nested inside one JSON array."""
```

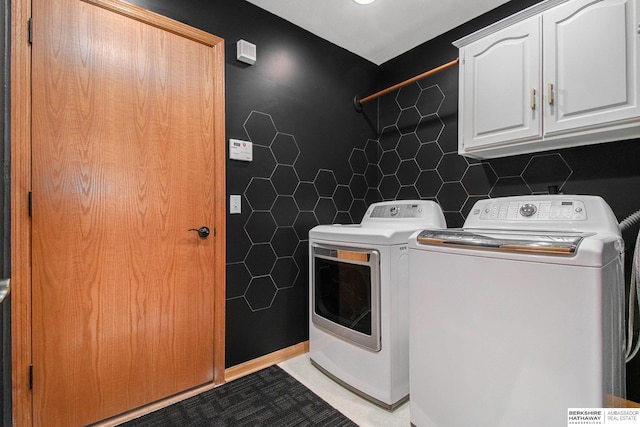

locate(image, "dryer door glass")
[[312, 244, 381, 351]]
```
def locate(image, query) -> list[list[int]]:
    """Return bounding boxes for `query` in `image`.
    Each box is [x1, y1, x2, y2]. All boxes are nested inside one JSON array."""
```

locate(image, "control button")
[[519, 203, 537, 217], [390, 206, 399, 216], [575, 207, 583, 213]]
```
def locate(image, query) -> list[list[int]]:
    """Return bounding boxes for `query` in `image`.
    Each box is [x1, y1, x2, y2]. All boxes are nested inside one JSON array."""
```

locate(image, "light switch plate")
[[230, 195, 241, 214]]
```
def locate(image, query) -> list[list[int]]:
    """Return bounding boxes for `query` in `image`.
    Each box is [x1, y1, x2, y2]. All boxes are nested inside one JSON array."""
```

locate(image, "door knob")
[[189, 226, 211, 239]]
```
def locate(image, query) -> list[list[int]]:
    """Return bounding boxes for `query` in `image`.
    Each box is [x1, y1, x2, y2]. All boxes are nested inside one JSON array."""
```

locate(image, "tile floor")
[[279, 354, 410, 427]]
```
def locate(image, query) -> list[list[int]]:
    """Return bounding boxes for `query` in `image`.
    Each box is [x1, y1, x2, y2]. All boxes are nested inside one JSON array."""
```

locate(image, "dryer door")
[[311, 243, 381, 352]]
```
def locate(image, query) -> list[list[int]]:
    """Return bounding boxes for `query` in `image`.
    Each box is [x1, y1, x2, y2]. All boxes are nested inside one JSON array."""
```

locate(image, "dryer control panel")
[[479, 200, 587, 221], [370, 203, 421, 218], [360, 200, 446, 229]]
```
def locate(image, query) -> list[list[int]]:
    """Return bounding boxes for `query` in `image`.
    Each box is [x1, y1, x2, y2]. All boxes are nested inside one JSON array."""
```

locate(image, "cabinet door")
[[543, 0, 640, 134], [460, 16, 542, 152]]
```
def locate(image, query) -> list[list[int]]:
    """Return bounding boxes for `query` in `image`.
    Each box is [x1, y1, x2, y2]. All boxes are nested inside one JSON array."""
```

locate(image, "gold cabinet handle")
[[530, 88, 536, 110], [548, 83, 554, 105]]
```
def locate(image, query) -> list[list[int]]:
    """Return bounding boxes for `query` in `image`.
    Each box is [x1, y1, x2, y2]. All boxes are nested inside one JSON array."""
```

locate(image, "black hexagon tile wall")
[[228, 82, 573, 312]]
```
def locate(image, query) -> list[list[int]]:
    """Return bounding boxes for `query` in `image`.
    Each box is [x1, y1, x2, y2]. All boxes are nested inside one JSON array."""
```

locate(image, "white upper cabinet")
[[460, 16, 542, 150], [455, 0, 640, 159], [543, 0, 640, 133]]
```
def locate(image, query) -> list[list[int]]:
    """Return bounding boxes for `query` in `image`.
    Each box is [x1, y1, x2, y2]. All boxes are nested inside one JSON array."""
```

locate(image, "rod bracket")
[[353, 95, 363, 112]]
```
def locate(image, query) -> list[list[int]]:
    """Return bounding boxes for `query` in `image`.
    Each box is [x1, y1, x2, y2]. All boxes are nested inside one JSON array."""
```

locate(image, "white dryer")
[[408, 195, 626, 427], [309, 200, 446, 409]]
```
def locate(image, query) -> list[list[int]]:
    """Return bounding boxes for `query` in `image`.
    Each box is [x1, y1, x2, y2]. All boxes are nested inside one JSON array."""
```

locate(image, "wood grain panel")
[[10, 0, 34, 425], [27, 0, 225, 425]]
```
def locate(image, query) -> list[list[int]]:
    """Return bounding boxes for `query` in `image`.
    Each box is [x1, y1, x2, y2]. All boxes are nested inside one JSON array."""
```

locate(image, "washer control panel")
[[479, 200, 587, 221]]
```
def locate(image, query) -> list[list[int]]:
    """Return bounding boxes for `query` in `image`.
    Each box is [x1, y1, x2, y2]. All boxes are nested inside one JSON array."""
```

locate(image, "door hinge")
[[29, 365, 33, 389], [28, 192, 32, 217], [28, 18, 33, 44]]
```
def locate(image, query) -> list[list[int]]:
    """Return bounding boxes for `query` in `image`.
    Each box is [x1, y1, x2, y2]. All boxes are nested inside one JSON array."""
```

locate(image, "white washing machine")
[[408, 195, 626, 427], [309, 200, 446, 409]]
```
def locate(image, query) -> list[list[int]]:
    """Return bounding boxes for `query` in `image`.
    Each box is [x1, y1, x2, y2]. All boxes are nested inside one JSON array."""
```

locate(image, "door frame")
[[10, 0, 227, 425]]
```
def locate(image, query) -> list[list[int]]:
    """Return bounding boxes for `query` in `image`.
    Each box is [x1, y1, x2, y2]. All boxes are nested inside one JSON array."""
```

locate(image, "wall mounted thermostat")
[[229, 139, 253, 162]]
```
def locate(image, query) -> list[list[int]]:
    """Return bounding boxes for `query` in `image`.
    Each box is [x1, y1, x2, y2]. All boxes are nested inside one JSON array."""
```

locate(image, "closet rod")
[[354, 58, 459, 111]]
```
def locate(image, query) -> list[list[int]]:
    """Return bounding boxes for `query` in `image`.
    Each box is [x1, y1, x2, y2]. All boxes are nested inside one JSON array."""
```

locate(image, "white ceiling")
[[246, 0, 511, 65]]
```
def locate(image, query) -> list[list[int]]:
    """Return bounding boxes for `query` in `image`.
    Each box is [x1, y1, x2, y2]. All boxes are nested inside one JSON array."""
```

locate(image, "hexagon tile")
[[228, 111, 362, 312], [347, 82, 575, 226], [231, 101, 576, 311]]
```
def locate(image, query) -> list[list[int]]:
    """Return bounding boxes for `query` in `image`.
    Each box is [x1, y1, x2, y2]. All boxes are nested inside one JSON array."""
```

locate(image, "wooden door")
[[543, 0, 640, 134], [30, 0, 225, 425], [460, 15, 541, 152]]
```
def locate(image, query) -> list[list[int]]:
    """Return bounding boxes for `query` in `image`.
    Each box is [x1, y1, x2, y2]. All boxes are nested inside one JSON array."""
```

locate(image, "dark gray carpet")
[[119, 365, 358, 426]]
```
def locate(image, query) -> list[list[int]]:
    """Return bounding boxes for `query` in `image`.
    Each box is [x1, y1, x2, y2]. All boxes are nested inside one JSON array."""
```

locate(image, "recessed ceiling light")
[[354, 0, 375, 4]]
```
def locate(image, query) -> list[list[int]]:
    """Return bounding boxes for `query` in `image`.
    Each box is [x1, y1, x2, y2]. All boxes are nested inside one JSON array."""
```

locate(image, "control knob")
[[519, 203, 537, 217]]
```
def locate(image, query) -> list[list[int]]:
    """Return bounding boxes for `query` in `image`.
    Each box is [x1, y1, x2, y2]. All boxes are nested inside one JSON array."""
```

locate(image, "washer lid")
[[415, 229, 590, 256]]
